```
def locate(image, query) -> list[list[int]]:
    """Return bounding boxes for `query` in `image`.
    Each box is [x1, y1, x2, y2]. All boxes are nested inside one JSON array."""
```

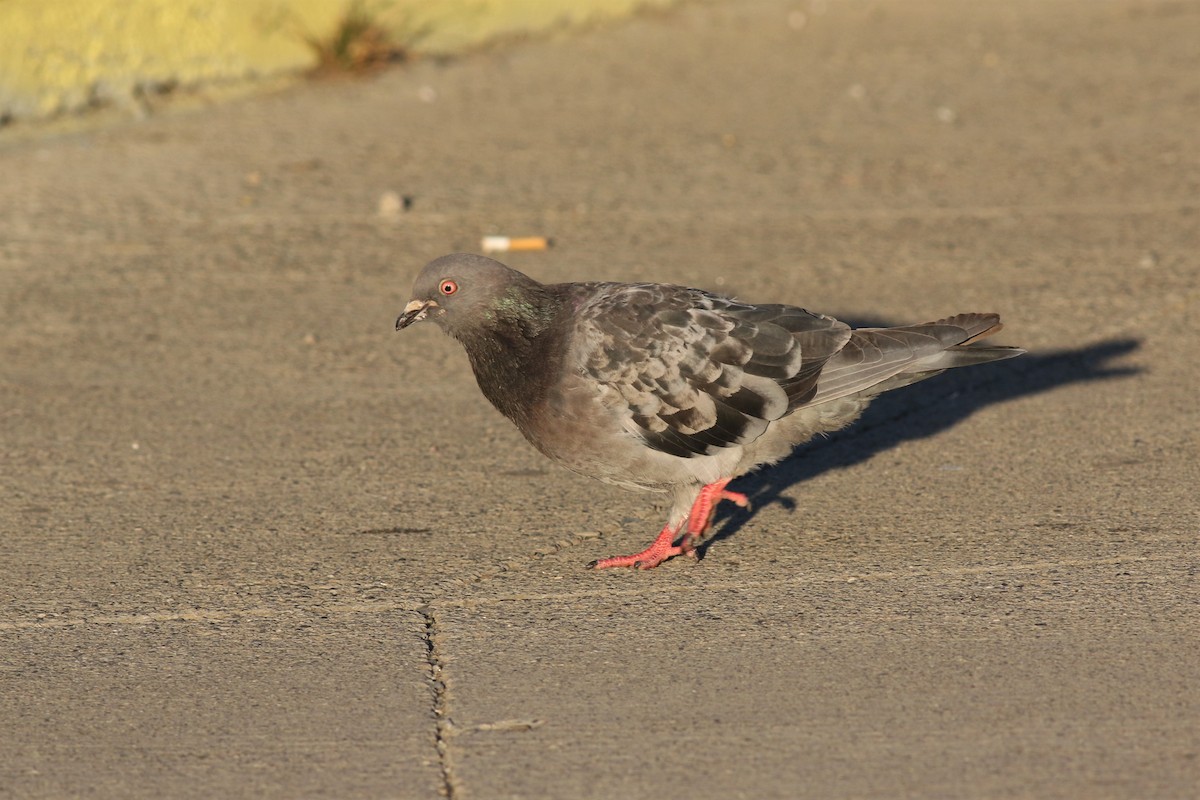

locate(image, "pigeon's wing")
[[569, 283, 851, 459]]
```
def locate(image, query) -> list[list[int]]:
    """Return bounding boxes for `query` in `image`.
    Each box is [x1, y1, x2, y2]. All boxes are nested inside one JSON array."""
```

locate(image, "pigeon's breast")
[[523, 369, 742, 492]]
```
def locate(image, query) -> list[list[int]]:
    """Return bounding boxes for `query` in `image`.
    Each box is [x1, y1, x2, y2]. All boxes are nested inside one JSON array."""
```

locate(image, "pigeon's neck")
[[455, 286, 566, 429]]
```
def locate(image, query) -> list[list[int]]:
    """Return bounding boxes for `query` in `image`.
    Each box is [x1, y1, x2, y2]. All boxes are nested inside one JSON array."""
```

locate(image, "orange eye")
[[439, 279, 458, 296]]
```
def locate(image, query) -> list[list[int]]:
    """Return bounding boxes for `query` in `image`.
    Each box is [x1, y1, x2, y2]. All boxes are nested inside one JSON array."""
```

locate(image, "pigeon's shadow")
[[696, 328, 1143, 559]]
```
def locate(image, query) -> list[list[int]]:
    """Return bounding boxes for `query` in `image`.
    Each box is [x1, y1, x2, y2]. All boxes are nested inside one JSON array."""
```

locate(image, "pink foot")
[[677, 478, 750, 551], [590, 478, 750, 570], [589, 523, 684, 570]]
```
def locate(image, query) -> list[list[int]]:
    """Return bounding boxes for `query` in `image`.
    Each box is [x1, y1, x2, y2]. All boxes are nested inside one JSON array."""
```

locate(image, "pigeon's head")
[[395, 253, 550, 338]]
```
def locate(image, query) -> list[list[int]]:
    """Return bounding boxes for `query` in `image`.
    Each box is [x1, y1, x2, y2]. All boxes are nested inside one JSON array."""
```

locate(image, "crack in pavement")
[[418, 602, 462, 800]]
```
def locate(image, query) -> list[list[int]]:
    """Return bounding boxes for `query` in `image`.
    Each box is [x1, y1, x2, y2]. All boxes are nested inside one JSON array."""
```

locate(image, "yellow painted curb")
[[0, 0, 678, 125]]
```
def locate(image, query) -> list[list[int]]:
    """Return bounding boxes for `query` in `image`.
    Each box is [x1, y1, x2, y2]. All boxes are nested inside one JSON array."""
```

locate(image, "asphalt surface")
[[2, 1, 1197, 797]]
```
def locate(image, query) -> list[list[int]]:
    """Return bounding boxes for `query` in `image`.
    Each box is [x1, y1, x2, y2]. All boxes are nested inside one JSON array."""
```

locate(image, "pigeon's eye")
[[439, 279, 458, 296]]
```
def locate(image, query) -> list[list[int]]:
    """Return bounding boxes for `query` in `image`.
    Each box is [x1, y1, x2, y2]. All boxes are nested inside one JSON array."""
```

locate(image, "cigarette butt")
[[481, 235, 551, 253]]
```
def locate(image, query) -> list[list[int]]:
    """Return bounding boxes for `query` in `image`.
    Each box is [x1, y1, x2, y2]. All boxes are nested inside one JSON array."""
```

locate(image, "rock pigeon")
[[396, 253, 1023, 570]]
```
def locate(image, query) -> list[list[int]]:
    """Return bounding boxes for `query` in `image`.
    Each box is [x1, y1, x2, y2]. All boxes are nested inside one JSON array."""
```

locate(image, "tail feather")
[[805, 312, 1024, 407], [903, 343, 1023, 374], [929, 312, 1005, 344]]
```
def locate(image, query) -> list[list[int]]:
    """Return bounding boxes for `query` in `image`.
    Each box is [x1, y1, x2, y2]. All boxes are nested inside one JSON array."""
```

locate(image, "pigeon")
[[396, 253, 1023, 570]]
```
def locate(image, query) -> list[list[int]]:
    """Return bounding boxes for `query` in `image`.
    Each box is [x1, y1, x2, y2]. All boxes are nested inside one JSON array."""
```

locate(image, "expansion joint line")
[[419, 602, 461, 799]]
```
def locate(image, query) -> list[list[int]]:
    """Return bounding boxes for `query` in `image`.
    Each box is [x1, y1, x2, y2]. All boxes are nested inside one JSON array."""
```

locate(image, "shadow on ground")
[[697, 333, 1143, 557]]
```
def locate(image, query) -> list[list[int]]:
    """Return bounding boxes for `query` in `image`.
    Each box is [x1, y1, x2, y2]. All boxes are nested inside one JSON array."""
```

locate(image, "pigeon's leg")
[[589, 522, 687, 570], [678, 478, 750, 552], [589, 479, 751, 570]]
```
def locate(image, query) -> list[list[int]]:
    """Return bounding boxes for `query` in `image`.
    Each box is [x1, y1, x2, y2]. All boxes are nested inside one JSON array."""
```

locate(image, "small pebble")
[[378, 190, 403, 218]]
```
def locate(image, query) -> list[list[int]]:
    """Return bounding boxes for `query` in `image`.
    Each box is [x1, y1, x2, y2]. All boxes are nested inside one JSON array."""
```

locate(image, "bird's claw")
[[591, 481, 749, 570], [591, 525, 684, 570]]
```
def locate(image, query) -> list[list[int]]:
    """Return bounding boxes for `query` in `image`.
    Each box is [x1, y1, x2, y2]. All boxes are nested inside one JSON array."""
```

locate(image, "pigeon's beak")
[[395, 299, 438, 330]]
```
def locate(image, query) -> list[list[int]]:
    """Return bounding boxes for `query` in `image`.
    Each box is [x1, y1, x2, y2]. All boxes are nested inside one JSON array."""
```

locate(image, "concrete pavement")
[[2, 1, 1197, 797]]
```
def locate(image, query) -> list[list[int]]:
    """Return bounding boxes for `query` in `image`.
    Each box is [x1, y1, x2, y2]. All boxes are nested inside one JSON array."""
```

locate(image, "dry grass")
[[305, 2, 426, 75]]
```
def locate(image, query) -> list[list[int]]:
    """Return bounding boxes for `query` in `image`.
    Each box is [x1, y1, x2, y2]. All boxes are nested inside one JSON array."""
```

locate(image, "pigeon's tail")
[[893, 312, 1024, 373], [808, 313, 1024, 406]]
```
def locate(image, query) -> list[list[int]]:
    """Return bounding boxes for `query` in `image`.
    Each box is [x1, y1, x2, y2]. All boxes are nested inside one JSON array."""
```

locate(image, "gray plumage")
[[396, 253, 1024, 569]]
